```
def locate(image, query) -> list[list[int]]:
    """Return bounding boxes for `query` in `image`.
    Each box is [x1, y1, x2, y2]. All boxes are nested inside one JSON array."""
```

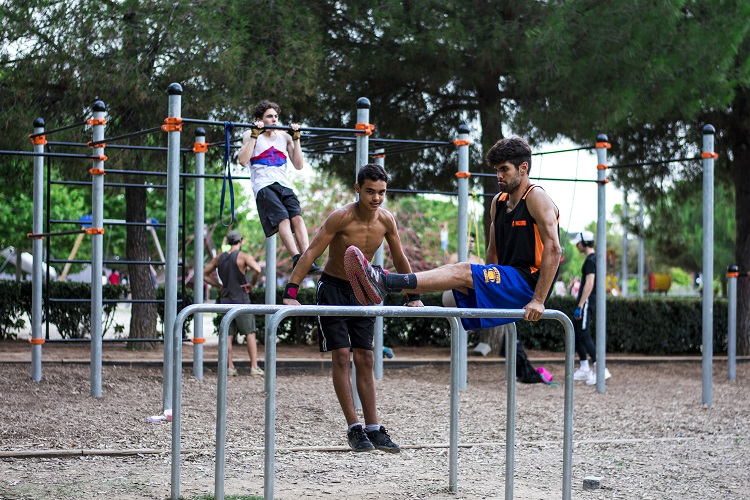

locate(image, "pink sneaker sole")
[[344, 246, 382, 305]]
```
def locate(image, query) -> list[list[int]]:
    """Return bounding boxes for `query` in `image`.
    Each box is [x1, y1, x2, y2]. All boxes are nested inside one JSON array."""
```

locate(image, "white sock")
[[348, 423, 362, 431], [365, 424, 380, 432], [580, 360, 589, 371]]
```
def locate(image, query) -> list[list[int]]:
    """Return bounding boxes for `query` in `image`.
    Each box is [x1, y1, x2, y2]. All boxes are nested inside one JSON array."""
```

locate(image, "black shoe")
[[309, 262, 323, 274], [292, 254, 301, 269], [347, 425, 375, 452], [365, 426, 401, 453]]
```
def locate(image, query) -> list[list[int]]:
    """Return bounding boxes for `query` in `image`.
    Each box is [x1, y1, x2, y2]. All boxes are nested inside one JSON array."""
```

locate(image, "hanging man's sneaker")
[[573, 367, 591, 381], [365, 426, 401, 453], [347, 425, 375, 452], [344, 245, 389, 305]]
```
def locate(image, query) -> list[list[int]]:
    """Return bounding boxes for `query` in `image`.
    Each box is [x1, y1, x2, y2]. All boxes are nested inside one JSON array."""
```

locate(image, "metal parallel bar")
[[170, 304, 284, 500], [193, 305, 574, 500], [505, 324, 517, 499]]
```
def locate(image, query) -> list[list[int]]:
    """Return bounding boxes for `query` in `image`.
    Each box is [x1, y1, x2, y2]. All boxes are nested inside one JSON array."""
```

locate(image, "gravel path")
[[1, 359, 749, 499]]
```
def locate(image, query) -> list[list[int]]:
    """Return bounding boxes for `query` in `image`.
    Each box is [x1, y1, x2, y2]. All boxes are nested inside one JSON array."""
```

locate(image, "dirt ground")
[[1, 340, 749, 499]]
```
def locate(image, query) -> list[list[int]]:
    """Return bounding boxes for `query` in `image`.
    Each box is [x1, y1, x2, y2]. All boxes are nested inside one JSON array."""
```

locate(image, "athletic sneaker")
[[292, 254, 323, 275], [250, 368, 264, 376], [573, 368, 591, 381], [344, 245, 389, 305], [227, 367, 238, 376], [347, 425, 375, 452], [365, 426, 401, 453], [586, 368, 612, 385]]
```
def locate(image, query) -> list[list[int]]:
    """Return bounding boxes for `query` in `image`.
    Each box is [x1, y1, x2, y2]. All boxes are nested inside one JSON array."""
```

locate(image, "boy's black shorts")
[[316, 273, 375, 352]]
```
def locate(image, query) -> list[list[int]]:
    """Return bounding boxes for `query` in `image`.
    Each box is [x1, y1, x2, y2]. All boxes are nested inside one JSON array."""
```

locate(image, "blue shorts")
[[452, 264, 535, 330]]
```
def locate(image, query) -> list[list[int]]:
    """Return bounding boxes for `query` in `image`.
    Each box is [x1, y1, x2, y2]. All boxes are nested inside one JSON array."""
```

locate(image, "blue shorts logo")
[[483, 266, 502, 284]]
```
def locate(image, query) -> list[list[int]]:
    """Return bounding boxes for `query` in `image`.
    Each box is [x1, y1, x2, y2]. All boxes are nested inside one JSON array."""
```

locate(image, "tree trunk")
[[477, 88, 505, 247], [728, 88, 750, 355], [125, 180, 157, 350], [477, 325, 507, 357]]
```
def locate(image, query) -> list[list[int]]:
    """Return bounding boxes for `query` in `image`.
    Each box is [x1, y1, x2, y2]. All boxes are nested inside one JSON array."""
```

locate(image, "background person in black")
[[569, 231, 612, 385], [204, 230, 264, 376]]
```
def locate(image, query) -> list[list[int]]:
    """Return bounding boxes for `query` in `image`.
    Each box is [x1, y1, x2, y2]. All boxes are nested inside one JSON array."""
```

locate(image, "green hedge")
[[516, 295, 729, 355], [0, 279, 732, 354], [0, 280, 127, 339]]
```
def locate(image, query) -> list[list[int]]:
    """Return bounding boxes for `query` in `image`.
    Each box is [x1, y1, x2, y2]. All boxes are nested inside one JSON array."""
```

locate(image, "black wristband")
[[406, 293, 421, 302], [283, 283, 299, 300]]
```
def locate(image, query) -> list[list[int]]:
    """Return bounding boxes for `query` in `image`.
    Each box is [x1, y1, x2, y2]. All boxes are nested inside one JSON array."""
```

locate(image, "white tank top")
[[248, 132, 294, 196]]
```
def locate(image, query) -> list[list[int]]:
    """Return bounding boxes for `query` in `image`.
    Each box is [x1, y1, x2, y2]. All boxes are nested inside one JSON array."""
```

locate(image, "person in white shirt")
[[237, 100, 321, 273]]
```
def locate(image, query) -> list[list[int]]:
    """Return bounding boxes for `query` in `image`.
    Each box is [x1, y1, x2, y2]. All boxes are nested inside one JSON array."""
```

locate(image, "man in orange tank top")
[[345, 137, 562, 328]]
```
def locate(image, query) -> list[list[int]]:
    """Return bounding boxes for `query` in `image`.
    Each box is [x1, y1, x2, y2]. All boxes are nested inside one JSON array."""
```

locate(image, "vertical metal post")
[[90, 101, 106, 398], [702, 124, 715, 405], [595, 135, 609, 392], [31, 118, 45, 382], [355, 97, 370, 179], [448, 316, 460, 492], [727, 265, 738, 381], [193, 128, 206, 379], [456, 124, 470, 390], [505, 323, 517, 499], [373, 150, 385, 380], [637, 204, 645, 297], [163, 83, 182, 411], [351, 97, 371, 408], [621, 192, 629, 298]]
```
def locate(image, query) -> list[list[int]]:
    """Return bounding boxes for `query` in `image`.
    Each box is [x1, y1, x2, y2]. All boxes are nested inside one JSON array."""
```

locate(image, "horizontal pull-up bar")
[[29, 121, 88, 138], [0, 150, 102, 160], [180, 118, 367, 135], [609, 156, 702, 169], [88, 126, 163, 147], [47, 141, 190, 152], [469, 172, 599, 183]]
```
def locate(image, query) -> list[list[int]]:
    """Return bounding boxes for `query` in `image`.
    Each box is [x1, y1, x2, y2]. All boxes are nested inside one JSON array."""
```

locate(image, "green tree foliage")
[[519, 0, 750, 352], [310, 1, 554, 237], [0, 0, 325, 342]]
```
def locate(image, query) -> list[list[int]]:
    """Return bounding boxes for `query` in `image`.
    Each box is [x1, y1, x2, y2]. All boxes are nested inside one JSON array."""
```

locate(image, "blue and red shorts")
[[452, 264, 534, 330]]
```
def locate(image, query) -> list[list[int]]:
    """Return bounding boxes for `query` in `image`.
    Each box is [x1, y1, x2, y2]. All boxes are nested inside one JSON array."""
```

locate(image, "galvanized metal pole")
[[701, 124, 715, 406], [505, 323, 517, 499], [351, 97, 371, 409], [89, 101, 106, 398], [163, 83, 182, 411], [31, 118, 45, 382], [595, 135, 609, 393], [373, 150, 385, 379], [193, 128, 206, 379], [727, 265, 738, 381], [456, 124, 470, 390]]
